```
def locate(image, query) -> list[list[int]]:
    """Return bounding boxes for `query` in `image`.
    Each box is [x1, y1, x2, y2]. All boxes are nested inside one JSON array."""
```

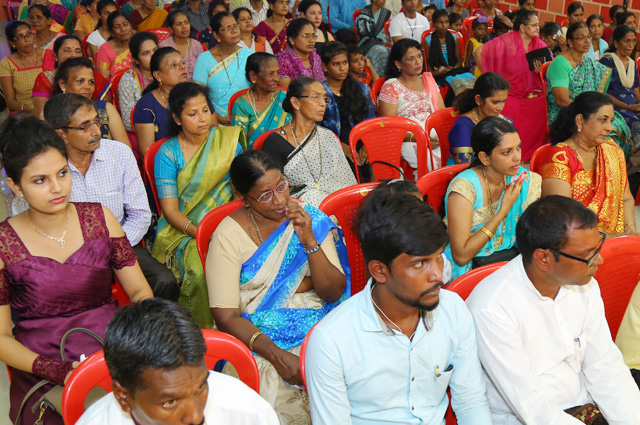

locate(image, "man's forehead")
[[69, 104, 97, 124]]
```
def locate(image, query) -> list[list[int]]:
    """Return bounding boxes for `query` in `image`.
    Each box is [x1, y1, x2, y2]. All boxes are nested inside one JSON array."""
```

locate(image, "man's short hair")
[[44, 93, 94, 129], [104, 299, 207, 396], [357, 191, 449, 268], [516, 195, 598, 264]]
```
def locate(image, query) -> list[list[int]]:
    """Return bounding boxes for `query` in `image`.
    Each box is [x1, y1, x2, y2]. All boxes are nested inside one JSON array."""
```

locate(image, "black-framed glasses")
[[298, 94, 332, 104], [549, 231, 606, 267], [249, 176, 290, 204], [59, 117, 105, 132]]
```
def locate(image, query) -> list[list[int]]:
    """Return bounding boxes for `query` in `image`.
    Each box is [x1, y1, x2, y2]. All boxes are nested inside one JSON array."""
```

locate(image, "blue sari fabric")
[[240, 204, 351, 351]]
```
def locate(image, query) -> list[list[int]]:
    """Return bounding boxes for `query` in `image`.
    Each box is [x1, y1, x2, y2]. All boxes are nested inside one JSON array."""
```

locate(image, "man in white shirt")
[[389, 0, 430, 43], [76, 299, 279, 425], [237, 0, 269, 26], [467, 195, 640, 425]]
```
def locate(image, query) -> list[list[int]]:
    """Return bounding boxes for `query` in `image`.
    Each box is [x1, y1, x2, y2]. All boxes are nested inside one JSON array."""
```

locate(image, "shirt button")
[[411, 377, 415, 382], [411, 406, 415, 411]]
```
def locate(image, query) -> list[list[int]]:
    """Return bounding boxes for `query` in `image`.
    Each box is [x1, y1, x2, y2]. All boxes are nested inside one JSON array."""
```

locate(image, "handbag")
[[13, 328, 104, 425], [565, 404, 608, 425], [471, 246, 520, 268]]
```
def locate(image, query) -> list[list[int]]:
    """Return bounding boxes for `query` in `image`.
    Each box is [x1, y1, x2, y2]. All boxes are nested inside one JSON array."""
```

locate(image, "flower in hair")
[[477, 16, 489, 24]]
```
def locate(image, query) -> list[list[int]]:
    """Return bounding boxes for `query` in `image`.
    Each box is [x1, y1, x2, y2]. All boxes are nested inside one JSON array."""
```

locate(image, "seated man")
[[76, 298, 279, 425], [44, 93, 179, 301], [305, 191, 492, 425], [467, 195, 640, 424], [615, 281, 640, 390]]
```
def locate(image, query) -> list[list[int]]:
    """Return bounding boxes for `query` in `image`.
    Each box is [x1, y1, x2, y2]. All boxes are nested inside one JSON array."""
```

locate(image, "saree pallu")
[[152, 127, 246, 327], [356, 6, 390, 78], [95, 43, 133, 77], [130, 7, 167, 31], [539, 140, 627, 234], [254, 21, 288, 54], [230, 89, 290, 149], [444, 166, 541, 279]]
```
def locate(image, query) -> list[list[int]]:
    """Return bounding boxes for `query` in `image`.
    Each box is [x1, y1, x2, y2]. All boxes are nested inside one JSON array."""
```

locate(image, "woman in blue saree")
[[206, 150, 350, 425], [444, 117, 541, 280], [152, 82, 245, 329]]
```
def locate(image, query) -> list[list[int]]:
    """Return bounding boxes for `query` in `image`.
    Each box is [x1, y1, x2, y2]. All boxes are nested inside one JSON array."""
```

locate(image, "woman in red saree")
[[482, 9, 550, 162]]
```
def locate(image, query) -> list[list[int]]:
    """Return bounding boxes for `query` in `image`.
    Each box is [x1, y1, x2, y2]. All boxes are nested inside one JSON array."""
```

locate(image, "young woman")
[[445, 116, 541, 279], [86, 0, 117, 60], [562, 2, 584, 37], [254, 0, 291, 54], [0, 113, 152, 425], [446, 0, 470, 20], [159, 10, 204, 80], [95, 11, 134, 78], [73, 0, 100, 39], [276, 18, 325, 88], [134, 47, 189, 158], [298, 0, 334, 46], [0, 21, 44, 112], [128, 0, 168, 31], [233, 7, 274, 53], [152, 82, 245, 328], [586, 14, 608, 60], [449, 12, 463, 33], [465, 15, 488, 76], [196, 0, 228, 50], [355, 0, 390, 78], [29, 4, 63, 50]]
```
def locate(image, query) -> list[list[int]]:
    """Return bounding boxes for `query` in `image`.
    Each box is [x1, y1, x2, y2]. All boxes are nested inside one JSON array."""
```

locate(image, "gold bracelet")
[[182, 220, 193, 234], [248, 331, 263, 352], [479, 226, 494, 239]]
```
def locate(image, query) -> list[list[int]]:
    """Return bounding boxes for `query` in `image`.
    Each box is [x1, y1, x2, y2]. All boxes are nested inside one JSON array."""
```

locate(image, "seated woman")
[[193, 11, 252, 125], [447, 0, 470, 19], [134, 47, 188, 158], [276, 18, 325, 89], [473, 0, 503, 19], [465, 16, 488, 77], [540, 91, 637, 237], [29, 4, 63, 50], [448, 72, 510, 165], [445, 116, 541, 279], [586, 14, 608, 60], [159, 10, 204, 80], [231, 52, 290, 149], [0, 113, 152, 425], [206, 149, 349, 424], [196, 0, 228, 50], [53, 57, 131, 148], [540, 21, 566, 55], [355, 0, 390, 79], [600, 25, 640, 155], [129, 0, 168, 31], [118, 31, 157, 133], [298, 0, 334, 46], [86, 0, 117, 60], [262, 77, 356, 207], [73, 0, 100, 40], [254, 0, 290, 54], [318, 42, 377, 175], [152, 82, 244, 328], [95, 11, 134, 78], [32, 35, 111, 120], [561, 2, 584, 37], [234, 7, 274, 54], [379, 39, 444, 171]]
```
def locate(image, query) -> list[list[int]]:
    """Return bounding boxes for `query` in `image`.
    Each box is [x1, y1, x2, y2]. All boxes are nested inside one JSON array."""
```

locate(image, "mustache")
[[88, 136, 101, 144], [420, 281, 444, 297]]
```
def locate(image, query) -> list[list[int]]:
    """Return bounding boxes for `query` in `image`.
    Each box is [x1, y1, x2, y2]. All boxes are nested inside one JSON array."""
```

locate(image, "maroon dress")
[[0, 203, 137, 425]]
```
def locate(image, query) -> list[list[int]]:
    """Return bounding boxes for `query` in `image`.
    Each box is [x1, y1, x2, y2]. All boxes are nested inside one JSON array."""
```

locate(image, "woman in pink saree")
[[482, 9, 550, 162]]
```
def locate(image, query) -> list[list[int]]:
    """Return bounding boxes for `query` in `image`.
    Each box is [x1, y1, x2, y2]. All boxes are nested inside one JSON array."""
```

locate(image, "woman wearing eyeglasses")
[[206, 149, 349, 425], [152, 82, 245, 329], [276, 18, 325, 89], [0, 21, 44, 112], [262, 77, 356, 207], [540, 91, 637, 238], [193, 12, 252, 125]]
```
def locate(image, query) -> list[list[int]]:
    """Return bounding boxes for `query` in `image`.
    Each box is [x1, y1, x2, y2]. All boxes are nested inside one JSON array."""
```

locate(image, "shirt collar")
[[515, 256, 570, 302], [67, 141, 104, 174]]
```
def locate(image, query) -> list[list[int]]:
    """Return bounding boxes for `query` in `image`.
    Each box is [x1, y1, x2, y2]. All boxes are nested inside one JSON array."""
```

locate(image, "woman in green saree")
[[231, 52, 290, 149], [152, 82, 245, 327]]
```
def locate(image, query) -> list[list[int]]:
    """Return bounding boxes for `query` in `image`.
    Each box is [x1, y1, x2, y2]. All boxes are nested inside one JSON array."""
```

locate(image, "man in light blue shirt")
[[305, 191, 492, 425], [329, 0, 366, 45]]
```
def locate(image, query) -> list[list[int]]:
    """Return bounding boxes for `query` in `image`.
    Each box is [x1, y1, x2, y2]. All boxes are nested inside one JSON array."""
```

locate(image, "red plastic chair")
[[539, 61, 551, 139], [446, 262, 508, 301], [111, 279, 131, 306], [143, 137, 169, 214], [319, 183, 378, 295], [349, 117, 433, 183], [593, 236, 640, 340], [227, 88, 250, 118], [353, 8, 362, 41], [253, 128, 277, 150], [529, 143, 551, 174], [424, 107, 459, 166], [416, 163, 467, 213], [298, 322, 319, 390], [384, 19, 391, 49], [195, 200, 243, 271], [371, 77, 386, 110], [109, 69, 127, 114], [144, 28, 171, 43]]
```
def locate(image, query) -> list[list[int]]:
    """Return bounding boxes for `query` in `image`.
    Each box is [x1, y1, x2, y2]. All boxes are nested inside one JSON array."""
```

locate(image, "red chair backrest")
[[446, 262, 507, 300], [319, 183, 378, 295], [529, 143, 551, 174], [416, 163, 467, 213], [144, 28, 171, 43], [593, 235, 640, 340], [111, 279, 130, 306], [195, 200, 243, 271], [371, 77, 386, 109], [253, 128, 277, 150], [560, 18, 569, 27], [424, 107, 459, 166], [143, 137, 168, 214], [384, 19, 391, 48], [298, 322, 319, 390], [539, 61, 551, 141], [349, 117, 432, 183], [227, 88, 250, 118], [109, 69, 127, 114]]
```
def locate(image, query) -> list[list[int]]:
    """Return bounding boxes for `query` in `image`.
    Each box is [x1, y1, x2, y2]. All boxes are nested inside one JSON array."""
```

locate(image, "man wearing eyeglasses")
[[43, 93, 179, 301], [466, 195, 640, 425]]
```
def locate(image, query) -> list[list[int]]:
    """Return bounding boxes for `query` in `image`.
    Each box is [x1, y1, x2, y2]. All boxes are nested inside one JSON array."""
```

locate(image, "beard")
[[398, 281, 444, 312]]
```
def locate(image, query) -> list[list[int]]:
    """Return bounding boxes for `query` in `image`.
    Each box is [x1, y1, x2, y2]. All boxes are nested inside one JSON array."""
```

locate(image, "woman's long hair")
[[453, 72, 510, 114]]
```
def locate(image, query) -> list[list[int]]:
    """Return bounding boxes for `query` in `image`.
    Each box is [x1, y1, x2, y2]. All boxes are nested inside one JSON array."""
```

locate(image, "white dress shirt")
[[466, 256, 640, 425], [388, 12, 430, 43]]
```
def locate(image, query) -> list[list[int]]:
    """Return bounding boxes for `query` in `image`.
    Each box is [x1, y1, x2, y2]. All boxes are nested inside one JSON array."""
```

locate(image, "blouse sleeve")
[[546, 57, 571, 88], [0, 268, 9, 306], [448, 118, 474, 164], [0, 57, 13, 78], [118, 72, 139, 132], [133, 95, 157, 125], [378, 80, 399, 104], [94, 44, 113, 71], [192, 52, 210, 86], [448, 177, 476, 205], [154, 144, 179, 199], [230, 97, 251, 135], [206, 218, 245, 309], [538, 145, 574, 183], [110, 236, 137, 270]]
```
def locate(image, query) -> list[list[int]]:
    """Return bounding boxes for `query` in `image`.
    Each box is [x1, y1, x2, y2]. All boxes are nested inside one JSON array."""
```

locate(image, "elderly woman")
[[540, 91, 637, 238], [206, 149, 349, 424], [0, 21, 44, 112], [193, 11, 252, 125], [276, 18, 325, 89], [128, 0, 168, 31], [231, 52, 290, 149], [159, 10, 204, 80], [262, 77, 357, 207], [152, 82, 245, 328], [29, 4, 63, 50], [95, 12, 134, 78]]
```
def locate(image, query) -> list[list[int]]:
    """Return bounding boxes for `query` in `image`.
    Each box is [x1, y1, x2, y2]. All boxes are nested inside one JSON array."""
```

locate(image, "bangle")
[[248, 331, 263, 352], [20, 103, 24, 111], [182, 220, 193, 234], [303, 243, 321, 255], [479, 226, 494, 239]]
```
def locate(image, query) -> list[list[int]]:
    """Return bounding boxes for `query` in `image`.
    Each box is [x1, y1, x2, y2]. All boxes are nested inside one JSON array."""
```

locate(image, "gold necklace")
[[569, 138, 596, 169], [248, 88, 275, 117], [218, 45, 239, 84], [247, 207, 264, 245], [290, 123, 323, 190], [158, 88, 169, 105], [482, 166, 505, 215], [27, 206, 71, 250], [472, 108, 480, 123]]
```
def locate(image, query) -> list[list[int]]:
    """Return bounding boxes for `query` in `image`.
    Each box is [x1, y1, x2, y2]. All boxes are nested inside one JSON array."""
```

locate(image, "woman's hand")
[[357, 146, 369, 165], [629, 103, 640, 114], [556, 35, 567, 52], [285, 201, 316, 249], [498, 177, 524, 213], [365, 57, 374, 71], [271, 349, 303, 386]]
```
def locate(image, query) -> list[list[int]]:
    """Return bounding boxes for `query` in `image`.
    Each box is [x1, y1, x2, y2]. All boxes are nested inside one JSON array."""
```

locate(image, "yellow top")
[[615, 282, 640, 370]]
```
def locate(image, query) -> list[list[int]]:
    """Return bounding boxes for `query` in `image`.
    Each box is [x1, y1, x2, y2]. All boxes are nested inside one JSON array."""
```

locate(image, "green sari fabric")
[[231, 89, 290, 149], [152, 126, 246, 328]]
